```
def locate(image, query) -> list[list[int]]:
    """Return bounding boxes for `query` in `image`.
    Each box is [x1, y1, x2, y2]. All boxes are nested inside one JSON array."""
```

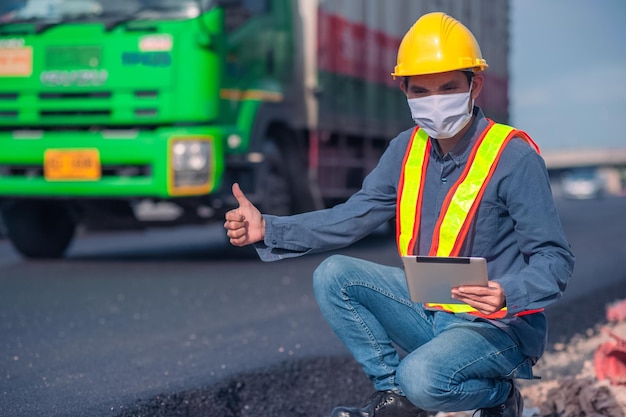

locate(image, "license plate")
[[44, 149, 101, 181], [0, 47, 33, 77]]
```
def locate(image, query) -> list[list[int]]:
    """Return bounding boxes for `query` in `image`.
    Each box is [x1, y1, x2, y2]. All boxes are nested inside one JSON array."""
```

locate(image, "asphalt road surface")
[[1, 196, 626, 417]]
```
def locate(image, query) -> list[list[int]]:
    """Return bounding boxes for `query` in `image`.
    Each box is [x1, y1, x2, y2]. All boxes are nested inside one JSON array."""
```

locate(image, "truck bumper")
[[0, 127, 225, 198]]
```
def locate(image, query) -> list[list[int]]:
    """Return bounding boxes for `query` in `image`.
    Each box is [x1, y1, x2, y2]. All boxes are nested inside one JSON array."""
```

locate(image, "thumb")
[[232, 183, 251, 208]]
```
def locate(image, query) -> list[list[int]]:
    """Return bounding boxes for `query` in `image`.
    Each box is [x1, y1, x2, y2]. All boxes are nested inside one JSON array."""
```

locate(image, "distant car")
[[561, 168, 604, 199]]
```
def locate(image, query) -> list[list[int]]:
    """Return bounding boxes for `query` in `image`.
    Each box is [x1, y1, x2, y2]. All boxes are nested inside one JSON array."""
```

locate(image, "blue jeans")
[[312, 255, 534, 412]]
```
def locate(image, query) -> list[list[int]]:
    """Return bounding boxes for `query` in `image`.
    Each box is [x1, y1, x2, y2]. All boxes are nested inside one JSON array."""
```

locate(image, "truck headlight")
[[170, 137, 213, 194]]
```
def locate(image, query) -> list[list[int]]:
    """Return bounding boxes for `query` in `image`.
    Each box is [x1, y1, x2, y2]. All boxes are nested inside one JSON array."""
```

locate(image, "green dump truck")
[[0, 0, 509, 258]]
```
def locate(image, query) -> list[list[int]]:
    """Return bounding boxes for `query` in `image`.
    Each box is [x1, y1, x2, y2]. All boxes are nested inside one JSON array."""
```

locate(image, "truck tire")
[[254, 133, 319, 216], [2, 201, 76, 259], [255, 140, 293, 216]]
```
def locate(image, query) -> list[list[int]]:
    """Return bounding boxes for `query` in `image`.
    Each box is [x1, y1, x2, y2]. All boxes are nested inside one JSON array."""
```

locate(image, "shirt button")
[[442, 178, 448, 184]]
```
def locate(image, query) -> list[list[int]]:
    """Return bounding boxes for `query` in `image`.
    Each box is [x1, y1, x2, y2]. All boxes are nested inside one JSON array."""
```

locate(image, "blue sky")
[[510, 0, 626, 151]]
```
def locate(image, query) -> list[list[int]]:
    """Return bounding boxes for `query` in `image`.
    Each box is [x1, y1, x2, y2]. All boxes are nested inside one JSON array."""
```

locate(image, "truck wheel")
[[255, 140, 293, 215], [3, 201, 76, 259]]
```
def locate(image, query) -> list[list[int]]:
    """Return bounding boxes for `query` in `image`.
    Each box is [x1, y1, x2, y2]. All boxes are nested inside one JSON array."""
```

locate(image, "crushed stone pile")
[[517, 299, 626, 417], [537, 377, 624, 417]]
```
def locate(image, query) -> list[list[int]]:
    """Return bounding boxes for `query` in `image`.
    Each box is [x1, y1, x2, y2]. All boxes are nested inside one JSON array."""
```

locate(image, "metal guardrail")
[[542, 148, 626, 169]]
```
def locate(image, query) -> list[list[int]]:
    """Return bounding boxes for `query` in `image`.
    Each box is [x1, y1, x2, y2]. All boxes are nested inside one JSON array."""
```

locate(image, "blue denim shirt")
[[255, 108, 575, 359]]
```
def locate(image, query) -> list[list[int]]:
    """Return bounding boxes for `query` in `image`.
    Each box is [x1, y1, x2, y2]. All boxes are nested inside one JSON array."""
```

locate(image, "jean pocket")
[[505, 358, 535, 380]]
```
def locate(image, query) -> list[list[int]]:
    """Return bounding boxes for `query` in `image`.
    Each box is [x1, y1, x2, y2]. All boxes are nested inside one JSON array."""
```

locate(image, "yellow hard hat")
[[391, 12, 488, 78]]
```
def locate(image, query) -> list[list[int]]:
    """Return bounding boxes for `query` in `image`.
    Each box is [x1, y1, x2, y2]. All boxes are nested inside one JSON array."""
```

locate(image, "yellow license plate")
[[44, 149, 101, 181]]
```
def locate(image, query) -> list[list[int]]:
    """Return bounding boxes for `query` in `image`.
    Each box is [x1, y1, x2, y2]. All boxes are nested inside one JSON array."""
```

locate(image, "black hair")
[[463, 71, 475, 85]]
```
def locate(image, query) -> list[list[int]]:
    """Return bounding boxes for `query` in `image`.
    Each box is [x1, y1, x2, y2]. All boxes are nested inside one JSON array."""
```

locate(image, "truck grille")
[[0, 111, 18, 118], [41, 110, 112, 117], [39, 92, 112, 99], [0, 90, 160, 123], [0, 93, 18, 119]]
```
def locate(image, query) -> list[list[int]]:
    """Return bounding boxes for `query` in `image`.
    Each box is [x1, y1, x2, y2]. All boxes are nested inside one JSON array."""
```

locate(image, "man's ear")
[[471, 73, 484, 100]]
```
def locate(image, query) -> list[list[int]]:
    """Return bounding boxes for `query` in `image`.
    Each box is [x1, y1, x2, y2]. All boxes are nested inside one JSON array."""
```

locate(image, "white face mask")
[[407, 88, 474, 139]]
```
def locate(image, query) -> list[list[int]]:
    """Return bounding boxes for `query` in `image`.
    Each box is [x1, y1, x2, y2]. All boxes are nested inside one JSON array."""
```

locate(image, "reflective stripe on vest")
[[396, 120, 543, 318], [396, 127, 430, 257]]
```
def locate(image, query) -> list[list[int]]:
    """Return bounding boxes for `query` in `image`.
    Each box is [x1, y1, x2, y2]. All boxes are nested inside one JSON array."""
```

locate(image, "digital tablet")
[[401, 256, 488, 303]]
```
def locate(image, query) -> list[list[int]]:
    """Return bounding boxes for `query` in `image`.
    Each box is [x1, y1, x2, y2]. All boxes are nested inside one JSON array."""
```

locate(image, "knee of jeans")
[[397, 358, 455, 411], [312, 254, 354, 299]]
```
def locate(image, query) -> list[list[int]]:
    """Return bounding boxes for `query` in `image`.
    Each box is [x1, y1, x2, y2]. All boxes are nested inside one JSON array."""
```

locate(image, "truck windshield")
[[0, 0, 213, 24]]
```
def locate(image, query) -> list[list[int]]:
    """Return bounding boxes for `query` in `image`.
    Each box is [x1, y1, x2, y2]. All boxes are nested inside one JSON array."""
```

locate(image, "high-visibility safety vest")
[[396, 119, 543, 319]]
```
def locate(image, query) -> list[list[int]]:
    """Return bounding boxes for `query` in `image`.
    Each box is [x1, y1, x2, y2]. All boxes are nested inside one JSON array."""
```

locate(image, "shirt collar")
[[430, 107, 488, 166]]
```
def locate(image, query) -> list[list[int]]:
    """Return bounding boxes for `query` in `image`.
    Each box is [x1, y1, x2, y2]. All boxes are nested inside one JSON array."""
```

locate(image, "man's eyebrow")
[[409, 80, 462, 92], [439, 80, 461, 89]]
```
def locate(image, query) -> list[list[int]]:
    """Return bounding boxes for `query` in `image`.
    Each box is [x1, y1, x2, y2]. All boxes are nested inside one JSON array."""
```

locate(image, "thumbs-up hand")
[[224, 183, 265, 246]]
